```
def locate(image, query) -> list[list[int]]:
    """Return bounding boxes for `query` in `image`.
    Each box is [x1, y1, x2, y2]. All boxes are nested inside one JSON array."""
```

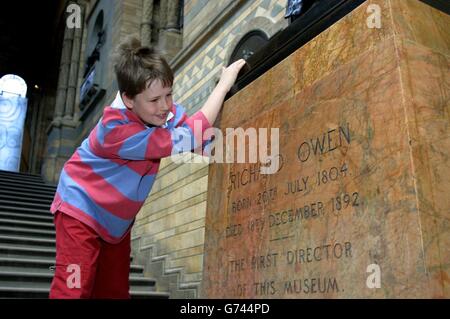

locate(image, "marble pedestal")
[[202, 0, 449, 298]]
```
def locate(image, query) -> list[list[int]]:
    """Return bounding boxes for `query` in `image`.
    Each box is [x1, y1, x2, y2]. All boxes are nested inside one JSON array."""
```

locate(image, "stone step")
[[0, 218, 55, 231], [0, 170, 43, 181], [131, 265, 145, 275], [0, 177, 57, 190], [0, 235, 55, 248], [129, 290, 170, 299], [0, 172, 170, 298], [0, 211, 53, 223], [0, 248, 149, 281], [0, 271, 57, 286], [0, 286, 169, 299], [0, 244, 56, 259], [0, 199, 52, 211], [0, 286, 50, 298], [0, 193, 53, 205], [0, 257, 59, 274], [0, 189, 55, 201], [0, 226, 55, 238], [0, 205, 51, 216], [0, 177, 44, 185], [0, 270, 157, 290], [0, 257, 145, 275], [0, 184, 56, 197], [0, 175, 46, 186]]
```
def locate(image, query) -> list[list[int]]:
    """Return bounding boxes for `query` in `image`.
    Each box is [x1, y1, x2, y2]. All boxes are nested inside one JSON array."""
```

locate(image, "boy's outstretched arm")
[[200, 59, 247, 125]]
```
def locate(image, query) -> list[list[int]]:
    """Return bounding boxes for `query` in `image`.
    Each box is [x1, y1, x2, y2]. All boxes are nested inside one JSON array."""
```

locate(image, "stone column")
[[64, 0, 85, 120], [141, 0, 154, 46], [166, 0, 180, 30], [54, 9, 75, 121], [159, 0, 182, 61], [159, 0, 168, 32], [43, 1, 80, 183]]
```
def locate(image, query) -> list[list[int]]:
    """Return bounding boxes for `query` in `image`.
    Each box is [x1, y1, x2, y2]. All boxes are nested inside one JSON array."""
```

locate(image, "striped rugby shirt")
[[50, 92, 211, 243]]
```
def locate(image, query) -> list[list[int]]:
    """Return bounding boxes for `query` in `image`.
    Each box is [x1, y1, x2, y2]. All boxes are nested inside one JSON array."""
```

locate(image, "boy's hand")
[[217, 59, 247, 93], [200, 59, 247, 125]]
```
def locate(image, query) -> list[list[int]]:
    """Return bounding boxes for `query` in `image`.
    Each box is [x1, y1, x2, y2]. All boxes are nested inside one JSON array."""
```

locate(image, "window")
[[0, 74, 27, 98], [84, 10, 105, 78], [229, 30, 269, 64]]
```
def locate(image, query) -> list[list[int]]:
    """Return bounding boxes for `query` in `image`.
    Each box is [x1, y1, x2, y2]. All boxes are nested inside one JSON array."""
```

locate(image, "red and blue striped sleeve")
[[89, 105, 212, 160]]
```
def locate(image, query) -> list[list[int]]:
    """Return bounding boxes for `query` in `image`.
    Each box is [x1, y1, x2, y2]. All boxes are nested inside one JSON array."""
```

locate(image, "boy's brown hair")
[[112, 35, 174, 98]]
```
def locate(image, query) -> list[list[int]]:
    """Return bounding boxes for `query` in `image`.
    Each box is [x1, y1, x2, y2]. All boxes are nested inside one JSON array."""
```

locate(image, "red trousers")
[[49, 211, 131, 299]]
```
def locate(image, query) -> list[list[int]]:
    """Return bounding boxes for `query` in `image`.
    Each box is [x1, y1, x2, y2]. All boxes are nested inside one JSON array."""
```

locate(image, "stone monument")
[[202, 0, 449, 298]]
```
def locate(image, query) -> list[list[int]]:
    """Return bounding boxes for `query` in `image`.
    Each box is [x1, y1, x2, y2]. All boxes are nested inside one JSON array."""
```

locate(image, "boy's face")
[[122, 79, 173, 126]]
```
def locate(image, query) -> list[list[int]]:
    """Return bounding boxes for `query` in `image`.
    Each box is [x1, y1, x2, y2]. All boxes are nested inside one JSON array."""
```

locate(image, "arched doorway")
[[0, 74, 28, 172]]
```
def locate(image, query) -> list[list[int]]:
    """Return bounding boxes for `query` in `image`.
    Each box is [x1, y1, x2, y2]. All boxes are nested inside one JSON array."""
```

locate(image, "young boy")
[[49, 36, 246, 298]]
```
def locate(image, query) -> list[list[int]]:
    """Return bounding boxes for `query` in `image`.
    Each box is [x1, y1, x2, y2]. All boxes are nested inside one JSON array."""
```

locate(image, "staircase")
[[0, 170, 169, 299]]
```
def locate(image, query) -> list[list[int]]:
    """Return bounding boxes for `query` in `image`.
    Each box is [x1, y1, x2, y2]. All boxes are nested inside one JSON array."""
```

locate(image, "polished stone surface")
[[202, 0, 449, 298]]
